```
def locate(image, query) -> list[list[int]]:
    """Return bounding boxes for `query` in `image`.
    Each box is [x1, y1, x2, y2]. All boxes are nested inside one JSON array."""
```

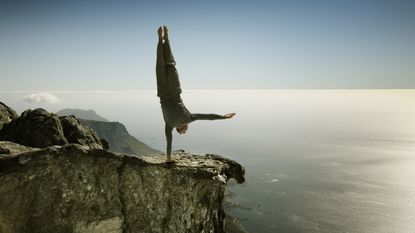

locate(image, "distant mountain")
[[79, 119, 160, 155], [56, 109, 160, 155], [57, 109, 109, 122]]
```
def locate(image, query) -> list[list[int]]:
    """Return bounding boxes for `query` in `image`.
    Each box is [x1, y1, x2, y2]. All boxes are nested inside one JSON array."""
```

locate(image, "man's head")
[[176, 123, 188, 134]]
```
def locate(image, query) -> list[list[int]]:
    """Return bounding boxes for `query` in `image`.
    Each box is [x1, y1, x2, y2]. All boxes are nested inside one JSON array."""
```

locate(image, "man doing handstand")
[[156, 25, 235, 163]]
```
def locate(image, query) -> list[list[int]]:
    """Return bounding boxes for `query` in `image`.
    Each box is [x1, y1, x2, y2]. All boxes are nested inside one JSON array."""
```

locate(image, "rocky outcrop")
[[59, 116, 103, 149], [0, 109, 102, 149], [0, 108, 68, 148], [79, 119, 160, 155], [56, 108, 160, 155], [0, 102, 18, 129], [0, 141, 245, 233]]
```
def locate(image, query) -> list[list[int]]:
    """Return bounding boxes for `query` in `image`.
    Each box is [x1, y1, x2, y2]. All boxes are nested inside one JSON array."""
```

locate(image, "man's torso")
[[160, 95, 192, 128]]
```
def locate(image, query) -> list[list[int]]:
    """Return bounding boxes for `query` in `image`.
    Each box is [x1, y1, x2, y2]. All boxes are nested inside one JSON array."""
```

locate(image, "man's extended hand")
[[223, 113, 236, 119]]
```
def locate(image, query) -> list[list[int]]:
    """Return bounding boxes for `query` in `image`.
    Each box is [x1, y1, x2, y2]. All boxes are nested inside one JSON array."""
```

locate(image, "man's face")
[[176, 124, 188, 134]]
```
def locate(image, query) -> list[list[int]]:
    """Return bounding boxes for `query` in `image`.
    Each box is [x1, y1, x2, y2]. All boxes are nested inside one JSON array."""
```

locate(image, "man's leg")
[[163, 29, 176, 66], [163, 26, 182, 96], [156, 28, 170, 98]]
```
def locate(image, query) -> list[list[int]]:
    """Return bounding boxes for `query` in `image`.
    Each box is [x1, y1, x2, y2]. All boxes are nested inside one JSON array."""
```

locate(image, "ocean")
[[2, 90, 415, 233]]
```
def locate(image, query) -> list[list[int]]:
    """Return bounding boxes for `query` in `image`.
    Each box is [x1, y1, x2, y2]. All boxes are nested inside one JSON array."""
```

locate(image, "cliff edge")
[[0, 141, 245, 233]]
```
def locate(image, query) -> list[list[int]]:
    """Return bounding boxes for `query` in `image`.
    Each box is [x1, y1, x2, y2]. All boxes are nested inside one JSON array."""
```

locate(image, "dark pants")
[[156, 39, 182, 99]]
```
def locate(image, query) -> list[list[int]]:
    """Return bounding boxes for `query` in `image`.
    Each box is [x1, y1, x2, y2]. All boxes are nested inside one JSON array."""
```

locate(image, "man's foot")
[[158, 26, 163, 41], [163, 25, 169, 40], [224, 113, 236, 119], [166, 159, 176, 164], [166, 154, 175, 163]]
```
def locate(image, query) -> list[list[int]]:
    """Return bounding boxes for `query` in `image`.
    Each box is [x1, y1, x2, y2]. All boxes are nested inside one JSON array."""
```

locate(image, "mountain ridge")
[[56, 108, 160, 155], [57, 108, 109, 122]]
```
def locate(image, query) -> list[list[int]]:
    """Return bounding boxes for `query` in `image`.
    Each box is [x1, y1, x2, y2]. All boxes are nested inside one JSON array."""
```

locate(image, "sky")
[[0, 0, 414, 91]]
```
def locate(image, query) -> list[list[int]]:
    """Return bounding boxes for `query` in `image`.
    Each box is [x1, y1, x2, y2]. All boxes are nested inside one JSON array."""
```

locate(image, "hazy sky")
[[1, 0, 414, 91]]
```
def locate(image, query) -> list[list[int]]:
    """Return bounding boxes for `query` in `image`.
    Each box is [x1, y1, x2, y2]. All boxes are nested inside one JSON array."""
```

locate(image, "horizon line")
[[1, 88, 415, 94]]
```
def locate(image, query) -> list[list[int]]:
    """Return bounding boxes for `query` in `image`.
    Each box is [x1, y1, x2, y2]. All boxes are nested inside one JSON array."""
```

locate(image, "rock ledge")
[[0, 141, 245, 233]]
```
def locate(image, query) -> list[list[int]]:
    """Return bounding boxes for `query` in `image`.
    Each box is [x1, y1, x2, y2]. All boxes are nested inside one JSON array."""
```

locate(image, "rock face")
[[79, 119, 160, 155], [56, 108, 160, 155], [0, 108, 68, 147], [0, 109, 102, 149], [60, 116, 103, 149], [0, 102, 18, 129], [0, 141, 245, 233]]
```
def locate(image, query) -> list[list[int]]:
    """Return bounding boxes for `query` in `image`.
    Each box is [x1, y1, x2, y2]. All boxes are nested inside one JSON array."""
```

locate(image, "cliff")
[[0, 141, 245, 233], [56, 109, 160, 155], [0, 102, 245, 233], [78, 119, 160, 155]]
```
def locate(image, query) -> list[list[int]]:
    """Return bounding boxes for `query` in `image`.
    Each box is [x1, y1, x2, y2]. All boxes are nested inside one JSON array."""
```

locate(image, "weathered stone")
[[0, 108, 68, 148], [59, 115, 103, 149], [0, 109, 103, 150], [0, 142, 245, 233], [0, 147, 10, 154], [0, 102, 18, 129], [0, 141, 38, 155], [100, 138, 110, 150]]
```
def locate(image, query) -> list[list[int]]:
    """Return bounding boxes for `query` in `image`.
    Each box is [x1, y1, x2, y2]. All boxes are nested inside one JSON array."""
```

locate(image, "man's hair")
[[176, 124, 188, 134]]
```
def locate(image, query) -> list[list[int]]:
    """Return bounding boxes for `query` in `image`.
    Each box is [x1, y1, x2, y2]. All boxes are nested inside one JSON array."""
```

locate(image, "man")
[[156, 25, 235, 163]]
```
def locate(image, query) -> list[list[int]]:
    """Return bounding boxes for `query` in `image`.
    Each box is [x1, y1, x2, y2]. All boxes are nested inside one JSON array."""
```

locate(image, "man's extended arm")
[[165, 124, 173, 156], [191, 113, 226, 121]]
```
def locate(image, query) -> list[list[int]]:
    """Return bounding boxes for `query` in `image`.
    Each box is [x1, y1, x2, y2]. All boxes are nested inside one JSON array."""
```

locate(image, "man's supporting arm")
[[165, 124, 173, 155]]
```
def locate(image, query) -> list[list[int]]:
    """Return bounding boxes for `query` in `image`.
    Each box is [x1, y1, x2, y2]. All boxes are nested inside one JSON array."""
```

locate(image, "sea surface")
[[2, 90, 415, 233]]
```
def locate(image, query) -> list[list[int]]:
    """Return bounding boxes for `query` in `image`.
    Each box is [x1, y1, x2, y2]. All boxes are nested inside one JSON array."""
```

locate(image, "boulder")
[[59, 115, 103, 149], [0, 102, 18, 129], [0, 108, 104, 150], [0, 108, 68, 148]]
